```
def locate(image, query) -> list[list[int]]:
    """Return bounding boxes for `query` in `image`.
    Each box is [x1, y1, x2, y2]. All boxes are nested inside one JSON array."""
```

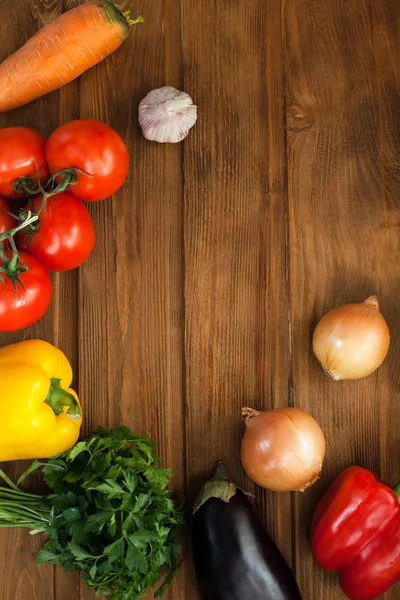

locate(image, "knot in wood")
[[286, 103, 313, 132]]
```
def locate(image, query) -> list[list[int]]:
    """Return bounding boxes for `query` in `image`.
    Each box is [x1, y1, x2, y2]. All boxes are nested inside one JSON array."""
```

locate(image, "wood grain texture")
[[0, 0, 399, 599], [0, 2, 70, 600], [285, 0, 400, 598], [181, 0, 290, 597]]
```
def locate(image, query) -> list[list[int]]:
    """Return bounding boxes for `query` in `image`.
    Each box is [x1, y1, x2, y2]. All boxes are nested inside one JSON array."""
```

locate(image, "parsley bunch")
[[0, 426, 184, 599]]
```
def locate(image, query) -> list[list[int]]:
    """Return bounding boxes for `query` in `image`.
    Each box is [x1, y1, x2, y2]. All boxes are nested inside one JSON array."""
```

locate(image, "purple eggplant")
[[191, 463, 303, 600]]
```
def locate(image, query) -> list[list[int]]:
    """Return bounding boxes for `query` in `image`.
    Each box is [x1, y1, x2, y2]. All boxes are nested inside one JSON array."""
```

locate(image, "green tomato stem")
[[0, 212, 38, 246], [0, 167, 89, 291], [34, 169, 82, 216]]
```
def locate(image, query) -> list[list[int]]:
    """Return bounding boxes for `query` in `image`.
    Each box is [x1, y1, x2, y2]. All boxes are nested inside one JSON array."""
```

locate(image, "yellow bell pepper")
[[0, 339, 82, 461]]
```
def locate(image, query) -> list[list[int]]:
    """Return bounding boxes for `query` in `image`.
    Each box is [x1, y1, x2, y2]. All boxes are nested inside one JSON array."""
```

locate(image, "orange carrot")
[[0, 1, 143, 112]]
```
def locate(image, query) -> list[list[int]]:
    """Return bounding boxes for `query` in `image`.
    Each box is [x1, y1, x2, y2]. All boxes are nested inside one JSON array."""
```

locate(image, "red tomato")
[[0, 127, 49, 199], [0, 251, 52, 331], [18, 192, 95, 272], [0, 197, 16, 234], [46, 119, 129, 202]]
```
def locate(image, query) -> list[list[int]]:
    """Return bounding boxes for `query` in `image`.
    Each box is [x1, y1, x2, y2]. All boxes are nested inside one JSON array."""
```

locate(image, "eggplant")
[[191, 463, 303, 600]]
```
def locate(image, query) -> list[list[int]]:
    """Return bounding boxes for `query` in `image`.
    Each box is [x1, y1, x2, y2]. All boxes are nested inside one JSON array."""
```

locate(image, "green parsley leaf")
[[122, 472, 138, 493], [88, 563, 97, 580], [49, 491, 78, 511], [84, 510, 113, 534], [128, 530, 158, 549], [62, 507, 82, 524], [68, 440, 90, 461], [132, 493, 151, 513], [0, 425, 184, 600], [68, 541, 93, 561], [36, 548, 63, 565], [104, 538, 125, 564], [88, 479, 126, 496], [125, 544, 147, 574]]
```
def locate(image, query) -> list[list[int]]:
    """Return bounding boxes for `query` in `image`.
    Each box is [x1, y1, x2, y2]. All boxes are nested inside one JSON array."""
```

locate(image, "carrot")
[[0, 0, 143, 112]]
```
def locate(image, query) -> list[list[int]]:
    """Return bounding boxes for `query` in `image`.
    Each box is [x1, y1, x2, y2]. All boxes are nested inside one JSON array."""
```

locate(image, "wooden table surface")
[[1, 1, 400, 599]]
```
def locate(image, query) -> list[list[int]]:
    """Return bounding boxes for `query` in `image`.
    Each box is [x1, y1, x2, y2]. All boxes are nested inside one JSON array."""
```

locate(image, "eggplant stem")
[[213, 462, 230, 482], [193, 463, 239, 514]]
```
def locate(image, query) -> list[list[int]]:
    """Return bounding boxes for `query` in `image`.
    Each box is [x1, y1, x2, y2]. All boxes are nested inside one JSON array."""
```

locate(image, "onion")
[[312, 296, 390, 380], [240, 407, 326, 492]]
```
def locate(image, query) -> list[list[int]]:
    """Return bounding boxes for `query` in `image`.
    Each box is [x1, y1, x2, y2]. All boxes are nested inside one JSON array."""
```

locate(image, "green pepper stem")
[[392, 482, 400, 503], [45, 378, 82, 419]]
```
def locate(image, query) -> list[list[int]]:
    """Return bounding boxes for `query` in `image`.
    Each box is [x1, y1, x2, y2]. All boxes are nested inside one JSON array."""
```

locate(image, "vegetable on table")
[[0, 127, 49, 198], [191, 463, 303, 600], [0, 165, 94, 329], [0, 426, 183, 600], [312, 296, 390, 380], [0, 249, 51, 331], [0, 1, 144, 112], [139, 86, 198, 143], [46, 119, 130, 201], [311, 466, 400, 600], [0, 212, 52, 331], [0, 339, 81, 461], [240, 407, 326, 492], [0, 154, 106, 328], [18, 192, 95, 272]]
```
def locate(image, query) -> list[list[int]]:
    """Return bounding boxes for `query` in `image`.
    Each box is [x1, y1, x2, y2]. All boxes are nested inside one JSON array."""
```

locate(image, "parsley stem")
[[0, 501, 49, 515], [0, 487, 44, 500], [0, 482, 49, 529], [0, 468, 21, 491], [0, 503, 50, 521], [0, 522, 45, 529]]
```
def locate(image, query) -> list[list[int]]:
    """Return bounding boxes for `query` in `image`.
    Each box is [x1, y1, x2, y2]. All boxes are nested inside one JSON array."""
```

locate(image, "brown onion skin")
[[312, 296, 390, 380], [240, 407, 326, 493]]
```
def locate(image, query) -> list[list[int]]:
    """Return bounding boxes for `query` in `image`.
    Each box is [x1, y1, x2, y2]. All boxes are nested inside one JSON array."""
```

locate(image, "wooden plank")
[[371, 0, 400, 499], [1, 1, 400, 599], [182, 0, 290, 598], [50, 0, 84, 596], [76, 0, 185, 598], [285, 0, 400, 598], [0, 0, 185, 598], [0, 1, 81, 599], [370, 8, 400, 598]]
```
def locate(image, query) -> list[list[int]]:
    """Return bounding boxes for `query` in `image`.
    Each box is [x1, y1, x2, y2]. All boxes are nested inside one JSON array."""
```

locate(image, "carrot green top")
[[102, 0, 144, 31]]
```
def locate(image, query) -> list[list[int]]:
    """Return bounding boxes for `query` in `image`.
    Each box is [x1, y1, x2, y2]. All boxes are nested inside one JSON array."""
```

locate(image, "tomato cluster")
[[0, 120, 129, 332]]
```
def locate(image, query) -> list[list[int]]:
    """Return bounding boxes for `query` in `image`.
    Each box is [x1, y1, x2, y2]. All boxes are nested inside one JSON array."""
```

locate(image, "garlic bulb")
[[138, 86, 197, 143]]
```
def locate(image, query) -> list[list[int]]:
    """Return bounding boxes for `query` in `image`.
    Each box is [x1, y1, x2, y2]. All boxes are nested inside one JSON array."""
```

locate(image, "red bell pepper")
[[310, 466, 400, 600]]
